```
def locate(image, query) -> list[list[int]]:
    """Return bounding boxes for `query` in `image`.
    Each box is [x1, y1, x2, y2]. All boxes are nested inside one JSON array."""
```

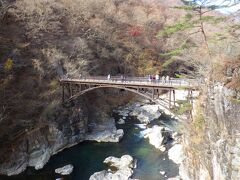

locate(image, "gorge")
[[0, 0, 240, 180]]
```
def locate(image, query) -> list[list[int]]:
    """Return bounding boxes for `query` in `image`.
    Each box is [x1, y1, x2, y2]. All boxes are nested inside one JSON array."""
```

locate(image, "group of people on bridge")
[[62, 73, 174, 84], [107, 74, 172, 84], [147, 74, 171, 83]]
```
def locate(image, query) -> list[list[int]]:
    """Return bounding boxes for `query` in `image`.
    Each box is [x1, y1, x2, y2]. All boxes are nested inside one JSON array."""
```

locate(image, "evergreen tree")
[[158, 0, 240, 79]]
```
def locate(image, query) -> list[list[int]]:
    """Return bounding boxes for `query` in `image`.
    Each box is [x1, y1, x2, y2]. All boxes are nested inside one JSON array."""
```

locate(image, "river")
[[1, 113, 180, 180]]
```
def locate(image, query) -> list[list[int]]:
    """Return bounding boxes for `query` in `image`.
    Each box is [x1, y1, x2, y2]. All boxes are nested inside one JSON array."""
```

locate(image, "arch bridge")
[[59, 76, 199, 116]]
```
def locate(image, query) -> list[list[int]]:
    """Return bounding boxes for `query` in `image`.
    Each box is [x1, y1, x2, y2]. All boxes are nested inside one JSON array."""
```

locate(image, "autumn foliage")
[[128, 26, 142, 37]]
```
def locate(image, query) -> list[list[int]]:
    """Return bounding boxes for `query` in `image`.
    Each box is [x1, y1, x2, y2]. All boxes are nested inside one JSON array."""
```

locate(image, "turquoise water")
[[1, 115, 179, 180]]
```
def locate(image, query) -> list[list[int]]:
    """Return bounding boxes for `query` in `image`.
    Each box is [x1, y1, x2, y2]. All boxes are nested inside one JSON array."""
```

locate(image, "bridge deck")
[[60, 76, 198, 89]]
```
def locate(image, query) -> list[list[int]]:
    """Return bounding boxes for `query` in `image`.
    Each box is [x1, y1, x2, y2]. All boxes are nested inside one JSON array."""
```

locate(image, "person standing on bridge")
[[121, 75, 124, 82], [162, 76, 165, 83], [107, 74, 111, 80], [155, 74, 159, 83], [166, 75, 170, 84], [148, 75, 151, 82]]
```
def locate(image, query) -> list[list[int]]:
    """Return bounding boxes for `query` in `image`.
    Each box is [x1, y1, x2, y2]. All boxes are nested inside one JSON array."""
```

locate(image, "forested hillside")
[[0, 0, 239, 177], [0, 0, 190, 145]]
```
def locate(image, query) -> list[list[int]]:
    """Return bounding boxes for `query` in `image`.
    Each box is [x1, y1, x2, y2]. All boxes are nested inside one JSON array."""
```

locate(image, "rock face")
[[55, 164, 74, 175], [0, 104, 122, 176], [180, 83, 240, 180], [0, 120, 86, 176], [141, 125, 171, 151], [89, 155, 136, 180]]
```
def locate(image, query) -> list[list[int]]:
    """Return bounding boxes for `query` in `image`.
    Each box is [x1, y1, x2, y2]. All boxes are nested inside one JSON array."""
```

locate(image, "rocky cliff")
[[180, 83, 240, 180]]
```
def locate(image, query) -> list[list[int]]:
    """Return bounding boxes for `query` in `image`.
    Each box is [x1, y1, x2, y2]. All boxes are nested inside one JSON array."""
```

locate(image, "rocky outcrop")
[[55, 164, 74, 175], [89, 155, 136, 180], [141, 125, 172, 151]]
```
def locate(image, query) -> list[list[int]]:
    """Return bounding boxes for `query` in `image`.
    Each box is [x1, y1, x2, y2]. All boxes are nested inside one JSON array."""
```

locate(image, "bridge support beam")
[[152, 88, 154, 99], [187, 89, 193, 104], [190, 90, 193, 104], [173, 90, 176, 107], [69, 84, 73, 97], [62, 85, 65, 103], [169, 89, 172, 109]]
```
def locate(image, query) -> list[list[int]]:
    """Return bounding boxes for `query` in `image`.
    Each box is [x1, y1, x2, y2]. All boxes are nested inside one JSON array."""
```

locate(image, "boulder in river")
[[55, 164, 73, 175], [86, 119, 124, 143], [86, 129, 124, 143], [141, 125, 171, 151], [135, 124, 147, 129], [159, 170, 166, 175], [89, 155, 136, 180], [168, 144, 185, 164], [117, 109, 130, 117], [130, 104, 161, 123], [104, 155, 135, 169], [117, 118, 125, 125]]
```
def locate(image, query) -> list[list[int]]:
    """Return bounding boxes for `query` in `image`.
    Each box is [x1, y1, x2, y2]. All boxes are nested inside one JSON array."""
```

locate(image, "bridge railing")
[[60, 75, 199, 87]]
